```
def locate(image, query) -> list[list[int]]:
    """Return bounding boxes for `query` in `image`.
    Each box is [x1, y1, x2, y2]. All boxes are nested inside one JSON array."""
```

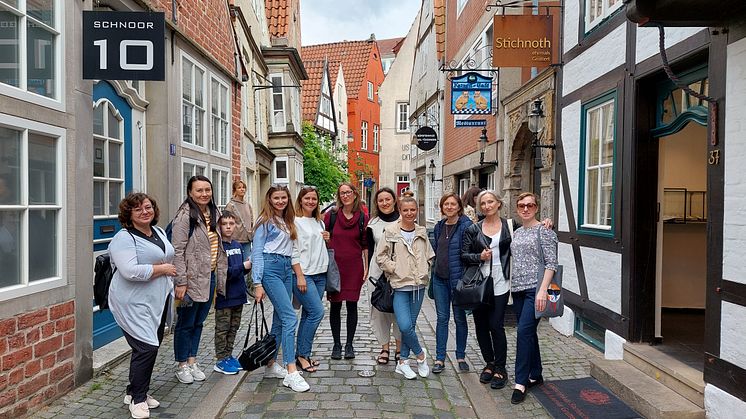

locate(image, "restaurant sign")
[[450, 72, 493, 115], [492, 15, 554, 68]]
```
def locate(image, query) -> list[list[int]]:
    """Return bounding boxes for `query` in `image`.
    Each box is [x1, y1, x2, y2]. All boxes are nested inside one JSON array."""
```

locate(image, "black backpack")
[[165, 217, 196, 242], [93, 254, 115, 309]]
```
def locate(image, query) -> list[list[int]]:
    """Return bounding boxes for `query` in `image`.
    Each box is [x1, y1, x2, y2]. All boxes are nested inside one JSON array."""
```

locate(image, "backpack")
[[93, 230, 135, 310], [165, 217, 196, 242], [326, 209, 365, 245]]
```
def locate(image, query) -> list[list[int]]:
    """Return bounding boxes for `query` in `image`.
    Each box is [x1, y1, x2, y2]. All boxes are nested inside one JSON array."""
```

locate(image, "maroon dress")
[[324, 209, 368, 302]]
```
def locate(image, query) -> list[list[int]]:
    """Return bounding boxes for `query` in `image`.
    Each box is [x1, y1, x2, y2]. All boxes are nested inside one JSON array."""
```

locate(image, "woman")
[[461, 190, 513, 390], [252, 184, 310, 392], [109, 193, 175, 419], [462, 186, 481, 224], [324, 182, 369, 360], [377, 196, 434, 380], [430, 193, 473, 374], [509, 192, 558, 404], [172, 175, 227, 385], [224, 180, 254, 259], [366, 187, 402, 365], [291, 186, 329, 372]]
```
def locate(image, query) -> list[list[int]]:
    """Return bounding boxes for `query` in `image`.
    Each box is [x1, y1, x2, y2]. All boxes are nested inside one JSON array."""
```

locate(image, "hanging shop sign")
[[492, 15, 554, 68], [414, 126, 438, 151], [456, 119, 487, 128], [83, 11, 165, 80], [451, 72, 493, 115]]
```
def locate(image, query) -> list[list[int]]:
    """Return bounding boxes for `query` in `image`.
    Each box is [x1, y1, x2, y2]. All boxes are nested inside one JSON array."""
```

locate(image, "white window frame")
[[397, 102, 409, 133], [270, 73, 285, 133], [295, 159, 304, 184], [253, 73, 266, 145], [0, 113, 67, 301], [92, 99, 124, 220], [273, 156, 289, 184], [181, 53, 207, 151], [585, 0, 623, 31], [373, 124, 379, 152], [209, 75, 230, 157], [458, 178, 470, 197], [181, 157, 207, 201], [367, 81, 374, 101], [581, 97, 615, 231], [361, 121, 368, 150], [0, 0, 64, 111], [456, 0, 470, 18], [396, 174, 409, 183], [210, 165, 231, 208]]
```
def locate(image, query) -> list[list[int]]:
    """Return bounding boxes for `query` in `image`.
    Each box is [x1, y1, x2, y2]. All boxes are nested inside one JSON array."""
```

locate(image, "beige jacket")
[[376, 220, 435, 289], [171, 203, 228, 302], [224, 198, 254, 243]]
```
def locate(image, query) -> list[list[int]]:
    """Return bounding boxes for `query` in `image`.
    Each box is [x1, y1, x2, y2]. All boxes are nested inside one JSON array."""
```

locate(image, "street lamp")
[[478, 128, 499, 166], [528, 99, 554, 194], [429, 159, 443, 182]]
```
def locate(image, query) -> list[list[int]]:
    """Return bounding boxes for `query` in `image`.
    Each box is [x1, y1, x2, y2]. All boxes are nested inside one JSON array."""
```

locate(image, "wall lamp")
[[478, 128, 499, 166], [529, 99, 554, 151], [429, 159, 443, 182]]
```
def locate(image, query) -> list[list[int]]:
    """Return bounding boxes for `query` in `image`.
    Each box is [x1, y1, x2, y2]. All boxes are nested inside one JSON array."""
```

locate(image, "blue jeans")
[[393, 288, 425, 360], [512, 289, 542, 386], [261, 253, 297, 367], [432, 274, 468, 361], [293, 273, 326, 358], [174, 273, 215, 362]]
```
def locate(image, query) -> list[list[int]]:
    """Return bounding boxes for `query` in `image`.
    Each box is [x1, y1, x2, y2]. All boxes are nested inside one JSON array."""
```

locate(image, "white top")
[[401, 228, 416, 246], [292, 217, 329, 275], [264, 219, 294, 256], [367, 216, 397, 280], [482, 232, 509, 296]]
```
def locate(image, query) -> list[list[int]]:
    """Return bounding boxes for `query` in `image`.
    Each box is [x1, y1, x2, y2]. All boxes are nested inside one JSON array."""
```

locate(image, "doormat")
[[532, 377, 643, 419]]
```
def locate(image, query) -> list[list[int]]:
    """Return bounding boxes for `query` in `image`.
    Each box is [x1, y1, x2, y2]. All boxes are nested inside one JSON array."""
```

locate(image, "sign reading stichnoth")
[[492, 15, 554, 68], [83, 11, 165, 80]]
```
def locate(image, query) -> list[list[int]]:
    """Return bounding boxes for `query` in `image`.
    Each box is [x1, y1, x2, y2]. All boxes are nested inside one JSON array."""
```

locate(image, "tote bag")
[[238, 301, 277, 372], [453, 261, 493, 310], [325, 249, 341, 294], [534, 228, 564, 319]]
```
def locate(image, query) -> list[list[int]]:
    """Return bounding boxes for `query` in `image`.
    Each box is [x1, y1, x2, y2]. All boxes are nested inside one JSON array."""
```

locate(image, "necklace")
[[444, 223, 455, 239]]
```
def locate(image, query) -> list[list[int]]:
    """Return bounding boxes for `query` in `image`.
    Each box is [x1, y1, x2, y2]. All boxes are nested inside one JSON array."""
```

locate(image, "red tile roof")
[[301, 41, 376, 99], [300, 59, 325, 122], [377, 37, 405, 57], [265, 0, 290, 38]]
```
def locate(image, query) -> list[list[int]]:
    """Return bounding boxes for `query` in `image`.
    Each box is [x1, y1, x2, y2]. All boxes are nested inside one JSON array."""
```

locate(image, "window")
[[456, 0, 469, 17], [337, 83, 343, 111], [0, 0, 60, 102], [361, 121, 368, 150], [210, 77, 229, 155], [580, 93, 615, 232], [458, 178, 470, 197], [396, 174, 409, 183], [321, 95, 332, 117], [270, 74, 285, 132], [182, 159, 206, 200], [253, 73, 266, 144], [367, 81, 374, 101], [182, 56, 206, 148], [585, 0, 623, 30], [273, 157, 288, 183], [373, 125, 379, 151], [211, 167, 230, 207], [0, 116, 65, 299], [295, 159, 304, 184], [93, 100, 124, 217], [397, 103, 409, 132]]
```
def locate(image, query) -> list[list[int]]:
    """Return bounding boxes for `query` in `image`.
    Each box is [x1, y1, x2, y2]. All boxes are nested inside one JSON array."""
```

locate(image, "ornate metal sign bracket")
[[439, 45, 497, 81]]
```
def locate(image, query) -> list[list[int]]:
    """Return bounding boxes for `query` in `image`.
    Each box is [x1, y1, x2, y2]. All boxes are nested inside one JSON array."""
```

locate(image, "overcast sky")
[[300, 0, 421, 45]]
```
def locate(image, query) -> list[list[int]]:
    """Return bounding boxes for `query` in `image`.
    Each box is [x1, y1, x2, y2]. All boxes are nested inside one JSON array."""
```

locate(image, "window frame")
[[361, 121, 368, 150], [584, 0, 624, 32], [181, 53, 208, 151], [181, 157, 208, 201], [0, 113, 67, 301], [367, 81, 374, 101], [578, 90, 617, 236], [210, 165, 231, 208], [209, 75, 230, 157], [396, 102, 409, 133], [373, 124, 379, 152], [273, 156, 289, 184], [92, 99, 124, 220], [270, 73, 286, 133]]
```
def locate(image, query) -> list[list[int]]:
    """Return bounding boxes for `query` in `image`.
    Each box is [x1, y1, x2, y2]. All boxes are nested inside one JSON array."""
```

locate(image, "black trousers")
[[473, 293, 510, 371], [329, 301, 358, 345], [123, 298, 169, 404]]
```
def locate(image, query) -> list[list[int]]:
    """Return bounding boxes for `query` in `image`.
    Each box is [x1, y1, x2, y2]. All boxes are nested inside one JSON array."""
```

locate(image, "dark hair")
[[295, 186, 322, 221], [516, 192, 540, 207], [373, 187, 398, 217], [462, 186, 481, 208], [218, 210, 237, 224], [118, 192, 160, 228], [185, 175, 219, 232], [335, 182, 361, 214], [439, 193, 464, 216]]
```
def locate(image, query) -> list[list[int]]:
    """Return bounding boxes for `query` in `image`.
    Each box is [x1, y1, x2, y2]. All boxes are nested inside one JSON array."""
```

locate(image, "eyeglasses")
[[339, 190, 354, 197], [133, 205, 154, 214], [517, 203, 537, 210]]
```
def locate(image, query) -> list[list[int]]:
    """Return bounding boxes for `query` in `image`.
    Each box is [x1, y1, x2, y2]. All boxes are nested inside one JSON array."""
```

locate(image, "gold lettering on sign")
[[708, 149, 720, 165], [494, 37, 552, 49]]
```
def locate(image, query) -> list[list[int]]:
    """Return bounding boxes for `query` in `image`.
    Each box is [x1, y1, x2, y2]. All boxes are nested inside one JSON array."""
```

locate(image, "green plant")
[[301, 122, 349, 202]]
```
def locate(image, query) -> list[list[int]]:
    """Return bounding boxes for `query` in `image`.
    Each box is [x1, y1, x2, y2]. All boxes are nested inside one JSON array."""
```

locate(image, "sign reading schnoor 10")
[[450, 72, 493, 115], [492, 15, 554, 68]]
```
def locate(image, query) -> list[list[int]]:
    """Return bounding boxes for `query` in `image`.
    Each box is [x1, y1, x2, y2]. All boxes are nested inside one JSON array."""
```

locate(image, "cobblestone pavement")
[[35, 282, 600, 419]]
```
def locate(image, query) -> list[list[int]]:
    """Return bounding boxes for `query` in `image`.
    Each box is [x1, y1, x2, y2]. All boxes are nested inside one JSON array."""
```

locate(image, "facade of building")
[[378, 37, 404, 75], [300, 58, 339, 138]]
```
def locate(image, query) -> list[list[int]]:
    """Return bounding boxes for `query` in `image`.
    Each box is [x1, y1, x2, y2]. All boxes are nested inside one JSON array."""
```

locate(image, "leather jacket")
[[460, 218, 515, 282]]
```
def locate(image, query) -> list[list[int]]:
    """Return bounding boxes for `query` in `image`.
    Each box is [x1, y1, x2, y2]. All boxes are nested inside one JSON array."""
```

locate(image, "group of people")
[[106, 176, 558, 419]]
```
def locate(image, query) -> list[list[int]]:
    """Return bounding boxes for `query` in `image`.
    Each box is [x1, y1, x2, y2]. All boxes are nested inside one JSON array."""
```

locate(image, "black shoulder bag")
[[369, 240, 396, 313], [238, 301, 278, 372], [453, 227, 494, 310]]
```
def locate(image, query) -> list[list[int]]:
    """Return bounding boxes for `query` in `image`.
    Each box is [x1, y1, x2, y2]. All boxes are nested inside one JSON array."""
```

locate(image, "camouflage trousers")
[[214, 305, 244, 360]]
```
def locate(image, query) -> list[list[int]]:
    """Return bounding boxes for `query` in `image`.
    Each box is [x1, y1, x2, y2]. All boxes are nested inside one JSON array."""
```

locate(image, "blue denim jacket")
[[251, 220, 294, 285]]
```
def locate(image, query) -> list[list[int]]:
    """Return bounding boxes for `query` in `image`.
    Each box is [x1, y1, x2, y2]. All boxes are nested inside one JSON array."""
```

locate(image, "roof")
[[301, 41, 377, 99], [265, 0, 290, 38], [377, 37, 405, 57], [300, 60, 325, 122]]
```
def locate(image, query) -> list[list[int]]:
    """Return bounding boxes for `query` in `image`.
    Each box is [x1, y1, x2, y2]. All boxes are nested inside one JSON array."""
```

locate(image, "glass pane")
[[221, 121, 228, 154], [27, 0, 54, 28], [183, 163, 193, 194], [588, 108, 600, 166], [221, 171, 228, 206], [109, 182, 122, 215], [182, 102, 193, 143], [601, 167, 613, 226], [220, 86, 228, 119], [0, 210, 21, 287], [0, 127, 21, 205], [211, 79, 219, 114], [273, 92, 283, 111], [0, 9, 19, 88], [107, 106, 120, 139], [26, 21, 55, 98], [586, 169, 598, 225], [182, 59, 191, 101], [662, 94, 675, 124], [108, 142, 121, 179], [195, 68, 204, 107], [93, 103, 104, 135], [272, 76, 282, 94], [93, 181, 105, 215], [195, 108, 204, 147], [28, 209, 56, 281], [601, 103, 614, 165], [28, 133, 56, 204], [276, 160, 287, 179], [93, 138, 105, 177], [195, 166, 205, 176], [211, 116, 218, 151]]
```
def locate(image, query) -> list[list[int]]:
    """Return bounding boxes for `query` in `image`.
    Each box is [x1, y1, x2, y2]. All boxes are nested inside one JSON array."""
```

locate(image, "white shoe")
[[189, 363, 206, 381], [282, 371, 310, 392], [129, 401, 150, 418], [417, 348, 430, 378], [123, 394, 160, 408], [175, 365, 194, 384], [395, 360, 417, 380], [264, 362, 288, 379]]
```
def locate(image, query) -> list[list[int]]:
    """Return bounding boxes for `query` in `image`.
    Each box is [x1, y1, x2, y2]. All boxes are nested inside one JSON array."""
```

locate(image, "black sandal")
[[377, 349, 390, 364], [295, 356, 317, 373], [479, 363, 495, 384], [394, 351, 401, 362]]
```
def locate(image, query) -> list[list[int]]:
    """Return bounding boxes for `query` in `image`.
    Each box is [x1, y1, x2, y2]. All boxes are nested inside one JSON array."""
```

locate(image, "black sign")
[[415, 126, 438, 151], [83, 11, 165, 80]]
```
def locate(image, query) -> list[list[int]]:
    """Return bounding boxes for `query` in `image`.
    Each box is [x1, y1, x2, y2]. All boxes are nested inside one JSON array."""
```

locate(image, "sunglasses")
[[301, 185, 318, 191], [517, 202, 537, 210], [270, 183, 289, 190]]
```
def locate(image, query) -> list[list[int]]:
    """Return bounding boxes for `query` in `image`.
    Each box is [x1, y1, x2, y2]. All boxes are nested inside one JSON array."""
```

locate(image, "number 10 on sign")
[[93, 39, 154, 71]]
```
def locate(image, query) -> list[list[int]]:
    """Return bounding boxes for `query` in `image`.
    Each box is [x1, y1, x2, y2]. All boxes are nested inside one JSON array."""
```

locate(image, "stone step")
[[623, 343, 704, 408], [590, 359, 704, 419]]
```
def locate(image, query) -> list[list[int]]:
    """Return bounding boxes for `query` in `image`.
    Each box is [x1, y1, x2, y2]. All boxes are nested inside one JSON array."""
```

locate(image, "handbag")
[[534, 228, 564, 319], [238, 301, 277, 372], [369, 240, 396, 313], [453, 260, 494, 310], [326, 249, 341, 294]]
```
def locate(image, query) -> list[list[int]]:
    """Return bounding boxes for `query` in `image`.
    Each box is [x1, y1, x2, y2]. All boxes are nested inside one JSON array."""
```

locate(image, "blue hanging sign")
[[451, 72, 493, 115]]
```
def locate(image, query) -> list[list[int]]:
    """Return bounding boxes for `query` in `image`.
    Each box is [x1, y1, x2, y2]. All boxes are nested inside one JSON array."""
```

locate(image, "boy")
[[214, 211, 251, 374]]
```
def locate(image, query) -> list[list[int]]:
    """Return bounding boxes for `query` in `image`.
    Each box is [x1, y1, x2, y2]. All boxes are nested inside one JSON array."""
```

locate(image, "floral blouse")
[[509, 224, 558, 292]]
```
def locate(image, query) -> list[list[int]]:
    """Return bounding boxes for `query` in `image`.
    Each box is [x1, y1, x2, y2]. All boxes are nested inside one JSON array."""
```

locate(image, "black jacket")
[[460, 218, 515, 282]]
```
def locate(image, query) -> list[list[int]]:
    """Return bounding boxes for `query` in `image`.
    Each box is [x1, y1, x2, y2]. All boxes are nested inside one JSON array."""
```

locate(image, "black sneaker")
[[344, 344, 355, 359], [331, 343, 342, 360], [479, 363, 494, 384], [490, 369, 508, 389]]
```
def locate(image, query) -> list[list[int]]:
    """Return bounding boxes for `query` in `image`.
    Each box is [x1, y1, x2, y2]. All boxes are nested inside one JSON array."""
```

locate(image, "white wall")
[[705, 384, 746, 419], [582, 247, 622, 314], [720, 301, 746, 370], [636, 27, 705, 64], [562, 0, 579, 53], [562, 24, 626, 97]]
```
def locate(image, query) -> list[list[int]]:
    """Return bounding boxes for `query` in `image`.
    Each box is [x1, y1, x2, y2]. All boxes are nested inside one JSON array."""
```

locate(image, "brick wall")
[[0, 301, 75, 418]]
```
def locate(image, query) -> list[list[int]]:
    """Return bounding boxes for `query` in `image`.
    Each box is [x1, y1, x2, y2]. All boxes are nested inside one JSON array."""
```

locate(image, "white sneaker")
[[189, 363, 206, 381], [395, 360, 417, 380], [129, 401, 150, 419], [175, 365, 194, 384], [417, 348, 430, 378], [264, 362, 288, 379], [282, 371, 310, 392], [123, 394, 160, 408]]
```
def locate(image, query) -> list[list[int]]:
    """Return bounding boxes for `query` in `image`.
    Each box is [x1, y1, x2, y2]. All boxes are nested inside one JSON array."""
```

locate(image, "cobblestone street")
[[35, 283, 600, 419]]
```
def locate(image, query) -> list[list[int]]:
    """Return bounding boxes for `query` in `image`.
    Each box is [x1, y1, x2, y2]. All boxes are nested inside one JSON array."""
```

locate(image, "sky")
[[300, 0, 421, 46]]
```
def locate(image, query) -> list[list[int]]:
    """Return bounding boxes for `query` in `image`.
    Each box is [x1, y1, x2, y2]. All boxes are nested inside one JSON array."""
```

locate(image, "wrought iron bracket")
[[486, 0, 563, 14], [440, 45, 497, 80]]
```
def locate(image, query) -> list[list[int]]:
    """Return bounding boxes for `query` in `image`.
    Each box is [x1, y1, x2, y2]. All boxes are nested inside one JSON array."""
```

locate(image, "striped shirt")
[[205, 211, 219, 271]]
